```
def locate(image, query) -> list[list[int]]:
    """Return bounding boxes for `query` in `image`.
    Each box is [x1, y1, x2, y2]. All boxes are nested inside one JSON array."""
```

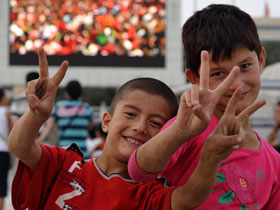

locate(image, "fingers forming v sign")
[[177, 51, 240, 138], [222, 87, 265, 137], [197, 51, 240, 118], [204, 87, 266, 163], [26, 48, 68, 118]]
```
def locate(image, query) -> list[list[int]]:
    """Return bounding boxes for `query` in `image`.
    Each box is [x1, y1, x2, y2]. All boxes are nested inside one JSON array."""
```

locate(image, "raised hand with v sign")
[[8, 48, 69, 169], [26, 48, 69, 121], [173, 50, 240, 142], [201, 87, 265, 164]]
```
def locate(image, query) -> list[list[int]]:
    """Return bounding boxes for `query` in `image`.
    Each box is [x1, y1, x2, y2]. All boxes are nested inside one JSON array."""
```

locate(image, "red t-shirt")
[[12, 144, 175, 210]]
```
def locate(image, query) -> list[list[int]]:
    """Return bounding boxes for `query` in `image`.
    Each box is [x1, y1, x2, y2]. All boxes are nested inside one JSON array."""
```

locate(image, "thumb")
[[223, 135, 243, 151], [27, 94, 40, 111], [193, 104, 210, 123]]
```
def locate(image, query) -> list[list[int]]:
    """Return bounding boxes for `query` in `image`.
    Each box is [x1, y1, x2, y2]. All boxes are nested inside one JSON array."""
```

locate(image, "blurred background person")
[[10, 71, 39, 121], [42, 80, 94, 158], [86, 122, 107, 158], [10, 71, 53, 145], [0, 88, 13, 210], [268, 101, 280, 152]]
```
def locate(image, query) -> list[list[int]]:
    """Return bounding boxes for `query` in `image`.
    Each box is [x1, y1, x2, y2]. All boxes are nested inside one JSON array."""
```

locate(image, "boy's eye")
[[210, 71, 225, 77], [150, 120, 163, 128], [239, 63, 250, 70], [125, 112, 136, 118]]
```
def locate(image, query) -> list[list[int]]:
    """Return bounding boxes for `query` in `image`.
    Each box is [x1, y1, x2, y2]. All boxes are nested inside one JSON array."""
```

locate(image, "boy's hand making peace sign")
[[26, 48, 68, 121], [8, 48, 68, 170], [202, 87, 265, 164], [173, 50, 241, 140]]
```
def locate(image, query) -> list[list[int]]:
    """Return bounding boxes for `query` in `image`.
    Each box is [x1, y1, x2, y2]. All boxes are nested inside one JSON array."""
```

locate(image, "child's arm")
[[171, 88, 265, 210], [267, 131, 277, 147], [267, 122, 280, 146], [36, 118, 55, 143], [6, 109, 14, 132], [8, 48, 68, 170], [129, 51, 240, 175]]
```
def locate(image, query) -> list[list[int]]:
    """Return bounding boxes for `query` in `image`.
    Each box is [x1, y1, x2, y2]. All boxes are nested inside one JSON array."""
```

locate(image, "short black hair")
[[109, 77, 178, 119], [26, 71, 39, 83], [182, 4, 262, 76], [0, 88, 4, 101], [66, 80, 82, 99]]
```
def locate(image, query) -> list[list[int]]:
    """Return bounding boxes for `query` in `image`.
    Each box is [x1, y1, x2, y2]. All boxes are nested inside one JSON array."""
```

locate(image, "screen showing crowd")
[[9, 0, 166, 67]]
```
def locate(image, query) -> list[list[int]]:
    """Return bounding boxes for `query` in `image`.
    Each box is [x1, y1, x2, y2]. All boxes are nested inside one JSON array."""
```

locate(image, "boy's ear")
[[102, 112, 112, 133], [185, 69, 200, 84], [259, 47, 266, 72]]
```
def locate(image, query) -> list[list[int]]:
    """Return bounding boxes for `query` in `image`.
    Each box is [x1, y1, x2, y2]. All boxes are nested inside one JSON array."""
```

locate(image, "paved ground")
[[4, 157, 17, 210], [4, 191, 13, 210]]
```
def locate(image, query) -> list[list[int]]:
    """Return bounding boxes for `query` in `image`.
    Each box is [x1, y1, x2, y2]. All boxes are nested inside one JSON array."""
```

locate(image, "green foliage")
[[216, 172, 226, 183], [218, 191, 235, 204], [240, 205, 250, 210]]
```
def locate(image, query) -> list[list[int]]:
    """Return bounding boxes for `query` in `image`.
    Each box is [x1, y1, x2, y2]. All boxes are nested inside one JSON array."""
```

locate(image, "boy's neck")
[[96, 155, 130, 179]]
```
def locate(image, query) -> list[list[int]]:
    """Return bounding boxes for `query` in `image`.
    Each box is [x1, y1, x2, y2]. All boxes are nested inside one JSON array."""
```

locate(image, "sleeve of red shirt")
[[11, 144, 66, 210], [142, 180, 176, 210]]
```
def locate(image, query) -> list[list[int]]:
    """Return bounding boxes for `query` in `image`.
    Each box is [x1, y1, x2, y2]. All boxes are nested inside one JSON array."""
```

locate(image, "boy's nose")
[[133, 120, 148, 135], [229, 76, 243, 91]]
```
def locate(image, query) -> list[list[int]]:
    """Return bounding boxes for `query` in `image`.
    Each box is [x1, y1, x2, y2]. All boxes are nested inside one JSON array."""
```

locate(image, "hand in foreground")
[[174, 50, 240, 138], [26, 48, 68, 120], [201, 87, 266, 164]]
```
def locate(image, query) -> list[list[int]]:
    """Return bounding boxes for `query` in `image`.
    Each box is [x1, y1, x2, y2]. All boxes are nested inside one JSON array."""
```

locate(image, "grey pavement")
[[4, 157, 17, 210], [4, 190, 13, 210]]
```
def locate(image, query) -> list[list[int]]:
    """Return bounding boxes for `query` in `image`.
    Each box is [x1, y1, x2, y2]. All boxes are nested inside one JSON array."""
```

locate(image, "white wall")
[[0, 0, 185, 89]]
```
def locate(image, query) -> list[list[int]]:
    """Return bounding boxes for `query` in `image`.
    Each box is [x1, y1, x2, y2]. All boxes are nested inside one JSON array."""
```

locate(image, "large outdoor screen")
[[9, 0, 166, 67]]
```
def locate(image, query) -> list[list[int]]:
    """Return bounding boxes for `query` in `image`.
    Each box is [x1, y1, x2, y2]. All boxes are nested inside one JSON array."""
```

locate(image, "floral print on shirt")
[[213, 163, 265, 209]]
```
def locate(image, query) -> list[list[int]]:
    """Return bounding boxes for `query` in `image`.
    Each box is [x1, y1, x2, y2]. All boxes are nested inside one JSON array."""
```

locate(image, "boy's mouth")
[[124, 136, 144, 146], [224, 90, 249, 98]]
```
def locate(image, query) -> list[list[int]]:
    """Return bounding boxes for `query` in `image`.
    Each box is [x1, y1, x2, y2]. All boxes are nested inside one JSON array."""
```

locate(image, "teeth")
[[126, 138, 142, 145]]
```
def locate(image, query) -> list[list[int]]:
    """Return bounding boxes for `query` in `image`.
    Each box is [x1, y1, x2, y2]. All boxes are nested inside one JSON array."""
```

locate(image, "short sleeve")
[[11, 145, 66, 210]]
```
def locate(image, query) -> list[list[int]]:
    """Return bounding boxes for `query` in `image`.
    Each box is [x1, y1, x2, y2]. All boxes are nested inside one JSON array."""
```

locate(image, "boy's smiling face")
[[189, 47, 266, 118], [208, 47, 265, 117], [102, 89, 171, 163]]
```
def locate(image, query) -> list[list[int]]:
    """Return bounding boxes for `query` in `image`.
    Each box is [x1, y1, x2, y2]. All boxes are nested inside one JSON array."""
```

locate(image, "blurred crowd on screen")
[[9, 0, 166, 57]]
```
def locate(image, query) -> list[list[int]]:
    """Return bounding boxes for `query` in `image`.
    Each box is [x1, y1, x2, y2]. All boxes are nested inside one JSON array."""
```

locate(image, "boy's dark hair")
[[66, 80, 82, 99], [0, 88, 4, 101], [109, 78, 178, 119], [26, 71, 39, 83], [182, 4, 262, 76]]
